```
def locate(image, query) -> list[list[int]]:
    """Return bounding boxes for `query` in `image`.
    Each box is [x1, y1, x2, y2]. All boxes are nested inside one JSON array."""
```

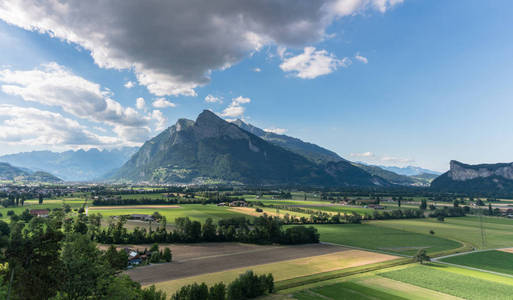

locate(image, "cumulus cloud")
[[136, 97, 146, 110], [280, 47, 351, 79], [152, 98, 176, 108], [204, 94, 223, 103], [151, 110, 167, 132], [355, 53, 368, 64], [124, 80, 135, 88], [0, 63, 147, 127], [264, 128, 287, 134], [221, 96, 251, 118], [0, 104, 120, 147], [0, 0, 403, 96]]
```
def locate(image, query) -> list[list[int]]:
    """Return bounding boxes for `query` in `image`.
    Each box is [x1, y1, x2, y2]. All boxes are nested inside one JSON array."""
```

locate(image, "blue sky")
[[0, 0, 512, 172]]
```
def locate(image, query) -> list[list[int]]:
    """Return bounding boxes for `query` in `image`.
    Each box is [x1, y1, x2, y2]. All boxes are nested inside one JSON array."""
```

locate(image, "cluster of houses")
[[217, 200, 248, 207], [124, 248, 150, 267]]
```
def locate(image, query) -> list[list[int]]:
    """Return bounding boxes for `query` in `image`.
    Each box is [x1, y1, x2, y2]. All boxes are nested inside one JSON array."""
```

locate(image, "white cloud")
[[253, 68, 261, 72], [151, 110, 167, 132], [0, 63, 147, 127], [350, 151, 375, 158], [136, 97, 146, 110], [124, 80, 135, 88], [264, 128, 287, 135], [280, 47, 351, 79], [152, 98, 176, 108], [0, 104, 120, 147], [349, 151, 414, 167], [221, 96, 251, 118], [355, 53, 368, 64], [0, 0, 403, 96], [204, 94, 223, 103]]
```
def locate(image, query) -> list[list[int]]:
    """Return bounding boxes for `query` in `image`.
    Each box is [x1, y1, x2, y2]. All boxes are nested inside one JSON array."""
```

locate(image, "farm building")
[[130, 214, 155, 221], [30, 209, 49, 217], [229, 200, 248, 207]]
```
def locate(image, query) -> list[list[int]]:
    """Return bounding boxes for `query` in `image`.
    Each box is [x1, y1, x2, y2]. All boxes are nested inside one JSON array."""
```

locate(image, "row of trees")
[[92, 195, 244, 206], [94, 215, 319, 245], [171, 271, 273, 300]]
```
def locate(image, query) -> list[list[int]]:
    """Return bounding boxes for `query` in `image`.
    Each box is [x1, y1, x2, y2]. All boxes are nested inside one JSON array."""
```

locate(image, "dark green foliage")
[[104, 245, 128, 271], [419, 199, 427, 210], [171, 282, 209, 300], [208, 283, 226, 300], [281, 226, 319, 244], [414, 249, 430, 264], [227, 271, 273, 300], [162, 247, 172, 262]]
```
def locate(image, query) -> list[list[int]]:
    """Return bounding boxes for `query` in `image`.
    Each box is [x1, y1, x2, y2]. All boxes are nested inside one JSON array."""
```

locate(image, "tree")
[[202, 218, 217, 241], [59, 233, 110, 300], [208, 283, 226, 300], [437, 215, 445, 222], [162, 248, 172, 262], [38, 194, 44, 204], [397, 199, 401, 207], [419, 199, 427, 210], [104, 245, 128, 271], [415, 249, 430, 264], [6, 218, 64, 300]]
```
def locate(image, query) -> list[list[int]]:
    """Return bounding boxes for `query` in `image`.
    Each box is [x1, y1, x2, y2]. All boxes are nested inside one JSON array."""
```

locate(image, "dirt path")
[[125, 243, 347, 285]]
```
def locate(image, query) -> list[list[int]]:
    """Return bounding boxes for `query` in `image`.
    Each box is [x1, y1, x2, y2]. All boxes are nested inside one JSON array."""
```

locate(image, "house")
[[229, 200, 248, 207], [368, 204, 385, 210], [30, 209, 49, 218], [130, 214, 154, 221], [217, 202, 226, 206]]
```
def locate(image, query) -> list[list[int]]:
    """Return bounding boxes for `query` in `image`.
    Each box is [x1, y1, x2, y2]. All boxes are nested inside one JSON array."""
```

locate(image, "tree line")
[[94, 215, 319, 245], [171, 271, 273, 300]]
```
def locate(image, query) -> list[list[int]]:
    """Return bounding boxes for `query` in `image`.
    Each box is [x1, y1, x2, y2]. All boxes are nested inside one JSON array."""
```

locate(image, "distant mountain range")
[[361, 164, 441, 176], [0, 162, 62, 183], [111, 110, 388, 186], [0, 148, 137, 181], [431, 160, 513, 193]]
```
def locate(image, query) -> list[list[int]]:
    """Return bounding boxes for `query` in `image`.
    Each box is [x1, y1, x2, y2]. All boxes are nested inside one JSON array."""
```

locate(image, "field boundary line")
[[320, 241, 412, 258]]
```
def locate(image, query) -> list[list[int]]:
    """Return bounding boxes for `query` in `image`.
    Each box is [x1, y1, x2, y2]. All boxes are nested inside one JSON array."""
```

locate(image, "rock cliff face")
[[448, 160, 513, 181], [431, 160, 513, 193]]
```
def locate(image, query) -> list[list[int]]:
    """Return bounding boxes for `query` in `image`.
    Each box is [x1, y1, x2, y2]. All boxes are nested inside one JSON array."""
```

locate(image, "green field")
[[90, 204, 250, 224], [311, 224, 461, 256], [373, 216, 513, 249], [380, 264, 513, 299], [294, 282, 406, 300], [440, 250, 513, 275]]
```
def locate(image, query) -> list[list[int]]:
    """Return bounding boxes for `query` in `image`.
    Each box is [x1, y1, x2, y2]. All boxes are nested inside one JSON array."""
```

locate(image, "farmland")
[[439, 250, 513, 276], [310, 224, 462, 256], [145, 245, 398, 295]]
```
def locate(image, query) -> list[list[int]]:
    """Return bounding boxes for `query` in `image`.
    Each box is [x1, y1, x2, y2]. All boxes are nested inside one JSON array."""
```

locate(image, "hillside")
[[0, 162, 62, 183], [431, 160, 513, 193], [232, 119, 435, 186], [0, 147, 137, 181], [232, 119, 344, 164], [112, 110, 387, 186]]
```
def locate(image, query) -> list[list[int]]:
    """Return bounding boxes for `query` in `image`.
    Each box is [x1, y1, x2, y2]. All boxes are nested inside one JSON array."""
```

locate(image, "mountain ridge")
[[112, 110, 388, 186]]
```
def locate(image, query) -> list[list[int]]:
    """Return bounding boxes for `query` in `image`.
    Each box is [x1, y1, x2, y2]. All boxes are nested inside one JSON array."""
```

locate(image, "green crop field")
[[380, 264, 513, 299], [89, 204, 250, 224], [440, 250, 513, 275], [310, 224, 461, 256], [372, 216, 513, 249], [294, 282, 406, 300]]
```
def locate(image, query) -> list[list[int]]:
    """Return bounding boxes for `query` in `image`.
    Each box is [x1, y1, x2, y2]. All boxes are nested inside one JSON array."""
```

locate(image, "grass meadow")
[[440, 250, 513, 275], [309, 224, 461, 256]]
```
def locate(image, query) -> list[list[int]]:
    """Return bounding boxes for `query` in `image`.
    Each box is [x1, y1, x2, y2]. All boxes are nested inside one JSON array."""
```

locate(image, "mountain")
[[232, 119, 344, 164], [375, 165, 441, 176], [352, 163, 417, 185], [112, 110, 388, 186], [431, 160, 513, 193], [232, 119, 436, 186], [0, 162, 62, 183], [0, 147, 137, 181]]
